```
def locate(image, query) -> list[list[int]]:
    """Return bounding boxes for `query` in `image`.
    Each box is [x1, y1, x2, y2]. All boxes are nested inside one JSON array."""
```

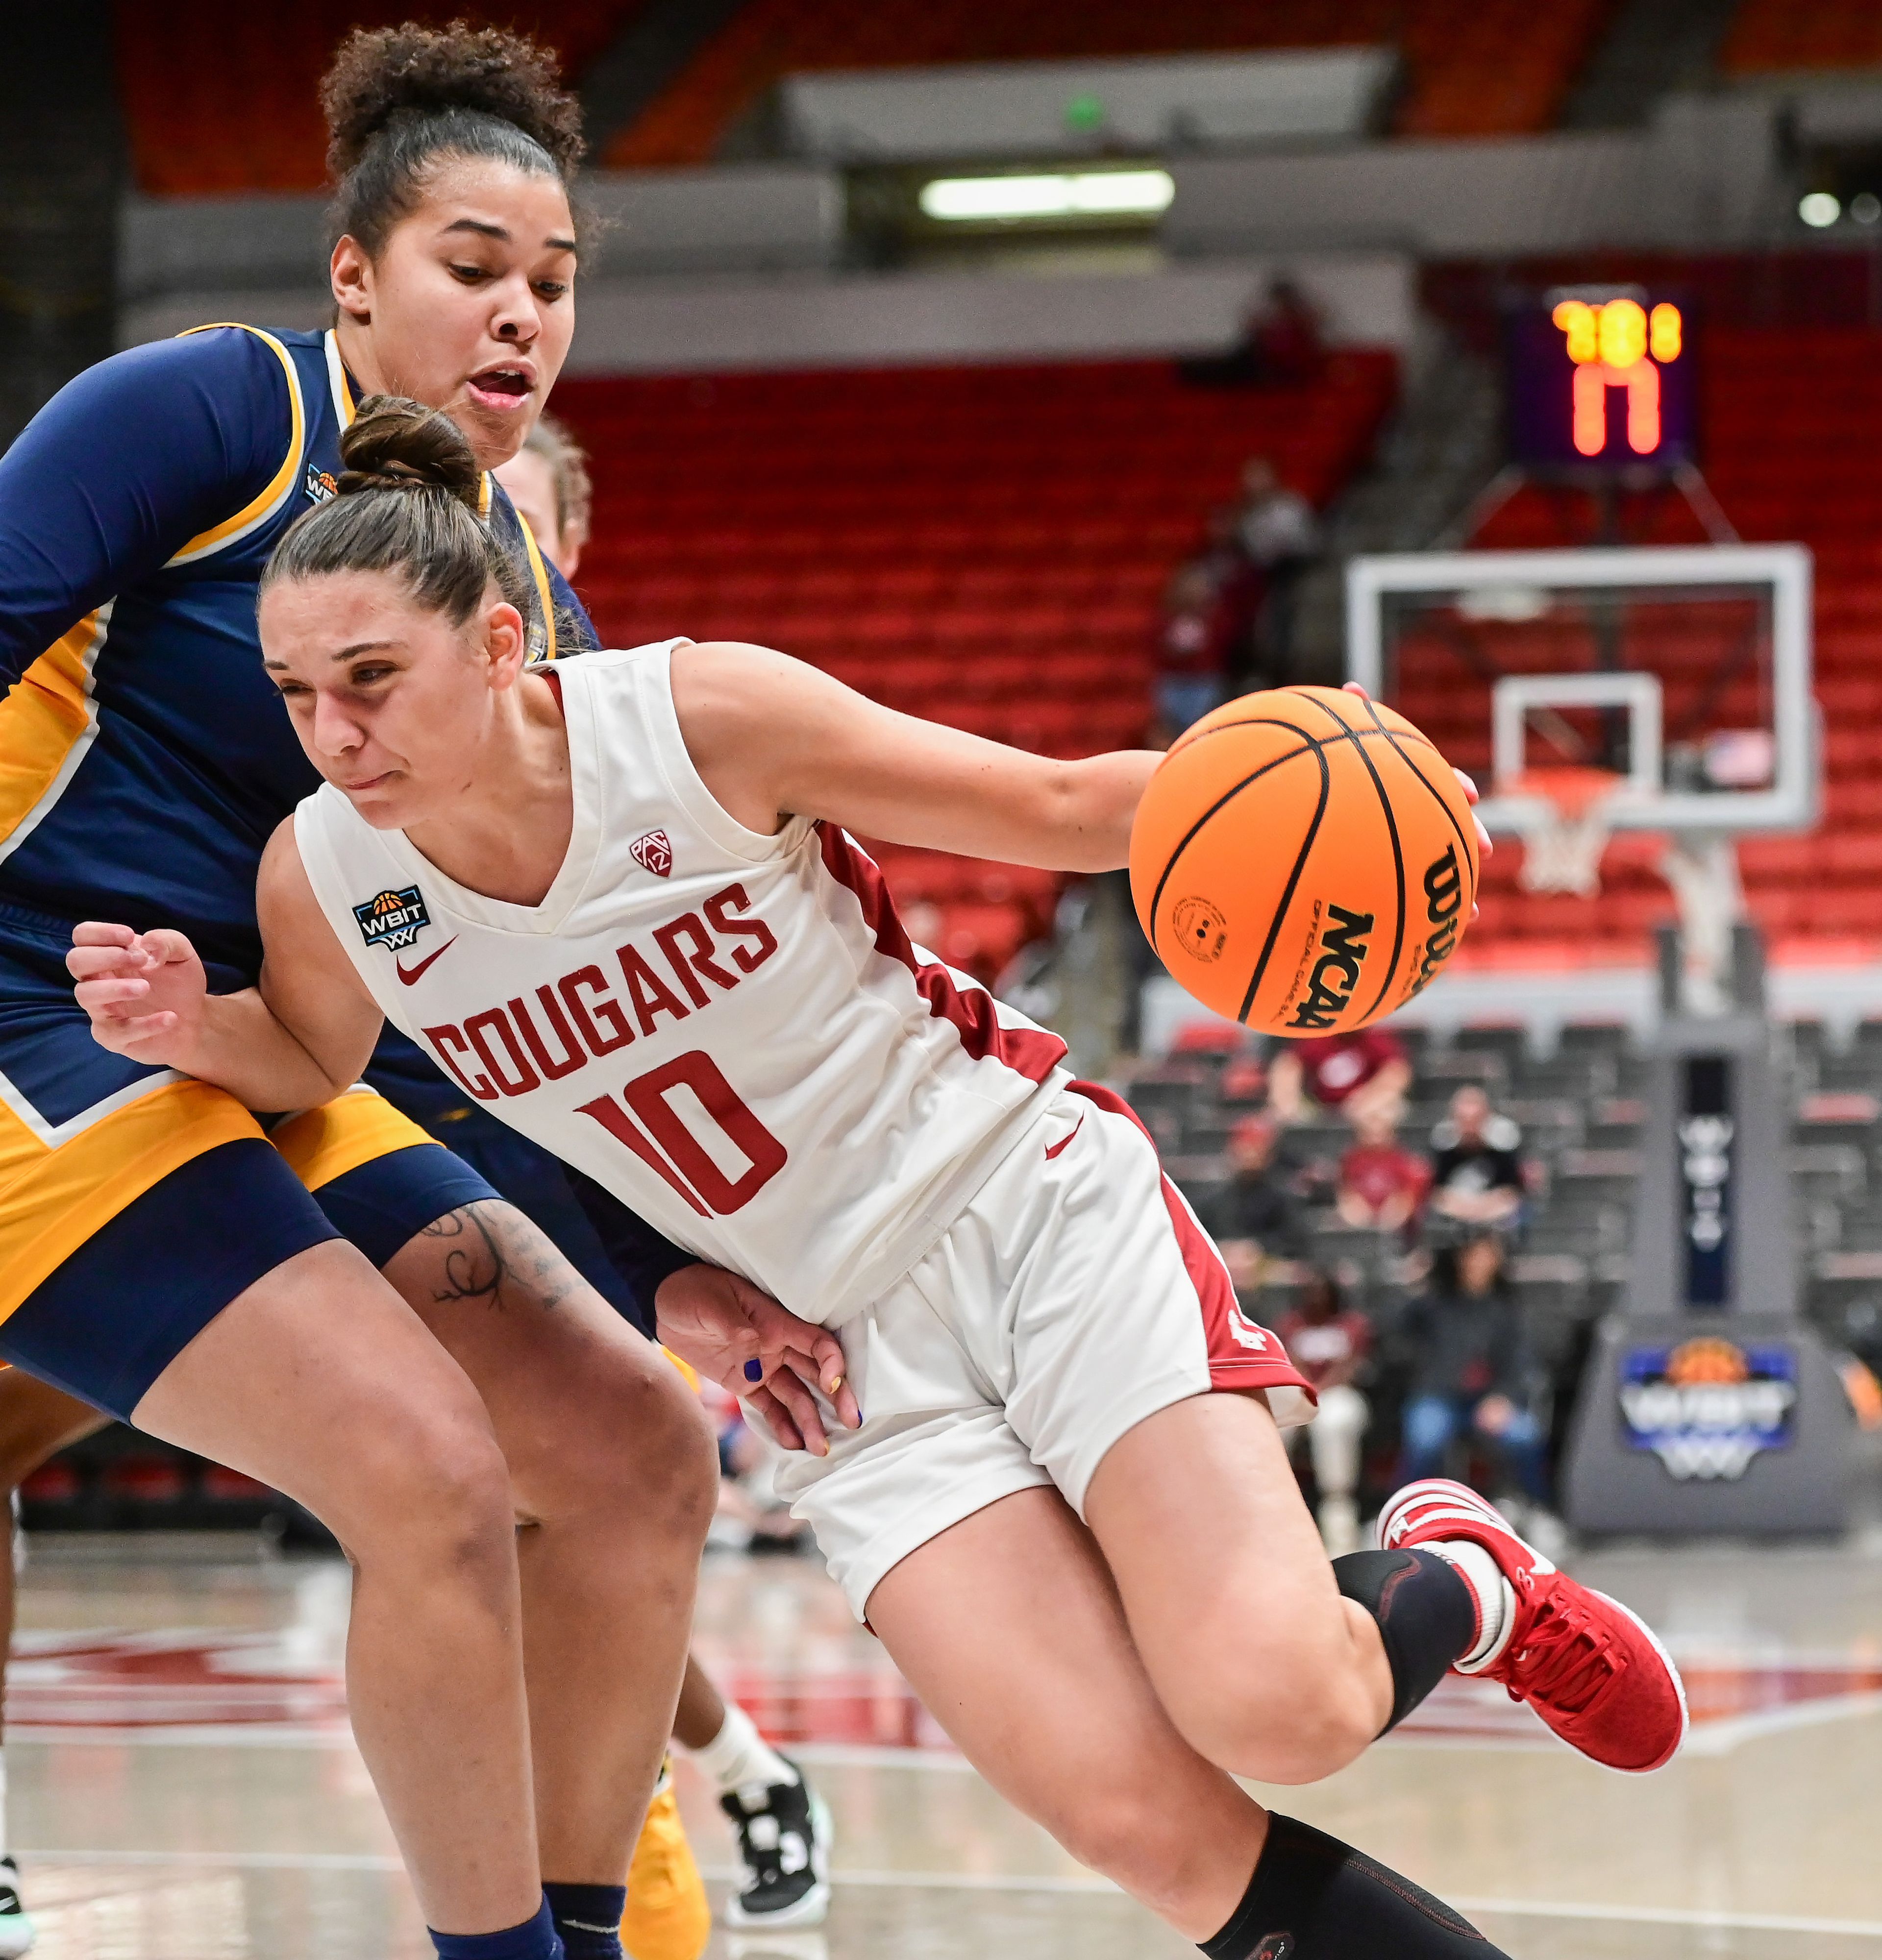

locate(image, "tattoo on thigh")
[[420, 1202, 580, 1314]]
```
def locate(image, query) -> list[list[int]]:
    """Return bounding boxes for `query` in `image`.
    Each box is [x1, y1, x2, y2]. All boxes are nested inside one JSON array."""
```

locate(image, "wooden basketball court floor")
[[7, 1523, 1882, 1960]]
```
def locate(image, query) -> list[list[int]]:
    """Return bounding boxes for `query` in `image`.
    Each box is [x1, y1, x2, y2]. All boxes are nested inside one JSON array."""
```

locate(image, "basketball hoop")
[[1508, 765, 1625, 897]]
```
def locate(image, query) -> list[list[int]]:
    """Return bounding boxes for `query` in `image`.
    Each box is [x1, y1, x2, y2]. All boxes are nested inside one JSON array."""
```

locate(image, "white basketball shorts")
[[775, 1080, 1315, 1619]]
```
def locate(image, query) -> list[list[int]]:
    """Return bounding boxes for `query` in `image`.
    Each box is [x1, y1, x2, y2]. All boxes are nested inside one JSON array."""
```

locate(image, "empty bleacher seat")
[[117, 3, 640, 196]]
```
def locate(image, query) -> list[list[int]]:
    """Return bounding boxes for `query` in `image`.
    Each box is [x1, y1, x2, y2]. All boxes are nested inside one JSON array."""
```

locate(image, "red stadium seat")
[[115, 2, 641, 196]]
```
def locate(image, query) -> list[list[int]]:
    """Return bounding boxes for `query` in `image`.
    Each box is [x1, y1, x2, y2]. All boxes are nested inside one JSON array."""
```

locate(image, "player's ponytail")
[[261, 395, 536, 628], [321, 20, 585, 257]]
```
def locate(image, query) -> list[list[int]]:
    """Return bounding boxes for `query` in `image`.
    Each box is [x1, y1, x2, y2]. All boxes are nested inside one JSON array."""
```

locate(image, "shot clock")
[[1504, 290, 1698, 471]]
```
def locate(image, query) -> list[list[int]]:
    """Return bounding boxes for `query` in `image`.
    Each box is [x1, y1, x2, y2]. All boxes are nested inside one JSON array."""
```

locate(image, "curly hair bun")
[[321, 19, 585, 182], [338, 395, 484, 511]]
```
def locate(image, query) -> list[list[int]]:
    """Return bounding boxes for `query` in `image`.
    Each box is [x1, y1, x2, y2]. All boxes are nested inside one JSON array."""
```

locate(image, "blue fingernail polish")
[[743, 1359, 763, 1382]]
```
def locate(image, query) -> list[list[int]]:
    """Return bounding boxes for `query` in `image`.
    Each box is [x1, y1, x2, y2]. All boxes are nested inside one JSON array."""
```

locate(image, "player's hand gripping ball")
[[1129, 686, 1479, 1036]]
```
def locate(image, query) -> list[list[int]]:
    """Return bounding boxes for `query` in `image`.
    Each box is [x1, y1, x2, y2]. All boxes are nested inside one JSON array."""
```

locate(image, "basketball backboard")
[[1344, 544, 1817, 839]]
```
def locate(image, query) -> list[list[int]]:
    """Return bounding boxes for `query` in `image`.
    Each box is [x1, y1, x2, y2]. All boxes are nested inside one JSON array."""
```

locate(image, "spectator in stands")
[[1396, 1229, 1552, 1509], [1235, 456, 1321, 680], [1245, 277, 1328, 387], [1204, 1112, 1307, 1289], [1180, 276, 1327, 390], [1428, 1085, 1528, 1231], [1268, 1027, 1412, 1133], [1276, 1268, 1370, 1556], [1337, 1099, 1431, 1235], [1151, 558, 1236, 741]]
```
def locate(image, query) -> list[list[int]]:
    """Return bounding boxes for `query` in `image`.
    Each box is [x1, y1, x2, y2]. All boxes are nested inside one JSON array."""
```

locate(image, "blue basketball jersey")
[[0, 323, 590, 989]]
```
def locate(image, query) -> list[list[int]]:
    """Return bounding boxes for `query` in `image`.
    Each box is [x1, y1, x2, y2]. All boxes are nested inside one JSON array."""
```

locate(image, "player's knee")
[[1165, 1645, 1375, 1784], [341, 1397, 516, 1579], [610, 1355, 718, 1535], [531, 1345, 717, 1538]]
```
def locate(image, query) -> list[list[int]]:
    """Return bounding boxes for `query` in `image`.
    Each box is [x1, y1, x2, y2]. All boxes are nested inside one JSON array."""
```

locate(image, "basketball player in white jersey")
[[72, 397, 1687, 1960]]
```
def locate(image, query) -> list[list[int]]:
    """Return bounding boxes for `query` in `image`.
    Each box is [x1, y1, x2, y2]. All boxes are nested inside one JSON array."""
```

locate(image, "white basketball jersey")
[[294, 643, 1072, 1323]]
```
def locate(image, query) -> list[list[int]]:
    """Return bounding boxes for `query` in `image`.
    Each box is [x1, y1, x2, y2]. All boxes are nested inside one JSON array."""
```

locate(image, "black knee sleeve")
[[1201, 1814, 1508, 1958], [1332, 1548, 1476, 1733]]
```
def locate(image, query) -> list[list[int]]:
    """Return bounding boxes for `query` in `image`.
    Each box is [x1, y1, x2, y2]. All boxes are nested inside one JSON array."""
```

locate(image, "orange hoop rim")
[[1505, 763, 1628, 822]]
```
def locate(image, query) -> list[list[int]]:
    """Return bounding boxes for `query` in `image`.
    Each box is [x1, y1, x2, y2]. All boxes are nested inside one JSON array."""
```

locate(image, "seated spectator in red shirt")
[[1276, 1267, 1370, 1556], [1428, 1085, 1527, 1229], [1204, 1112, 1307, 1290], [1337, 1100, 1431, 1233], [1269, 1028, 1411, 1132]]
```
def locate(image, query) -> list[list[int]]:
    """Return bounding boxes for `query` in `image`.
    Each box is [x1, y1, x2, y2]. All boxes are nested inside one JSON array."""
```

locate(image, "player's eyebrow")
[[443, 217, 577, 254], [261, 640, 396, 671]]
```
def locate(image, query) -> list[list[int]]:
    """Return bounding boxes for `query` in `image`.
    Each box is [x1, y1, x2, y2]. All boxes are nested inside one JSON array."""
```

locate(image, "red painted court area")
[[13, 1630, 1877, 1753]]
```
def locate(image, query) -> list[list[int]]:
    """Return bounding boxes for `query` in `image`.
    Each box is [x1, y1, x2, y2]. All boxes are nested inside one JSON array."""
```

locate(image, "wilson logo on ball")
[[1286, 903, 1375, 1030], [1403, 844, 1465, 1001]]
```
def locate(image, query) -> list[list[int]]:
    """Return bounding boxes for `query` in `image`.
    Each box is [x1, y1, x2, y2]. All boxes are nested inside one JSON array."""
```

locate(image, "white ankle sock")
[[1426, 1542, 1513, 1670], [689, 1702, 797, 1799]]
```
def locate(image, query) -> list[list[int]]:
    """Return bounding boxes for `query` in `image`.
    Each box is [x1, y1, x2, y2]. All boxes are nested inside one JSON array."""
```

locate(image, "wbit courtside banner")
[[1618, 1335, 1799, 1481]]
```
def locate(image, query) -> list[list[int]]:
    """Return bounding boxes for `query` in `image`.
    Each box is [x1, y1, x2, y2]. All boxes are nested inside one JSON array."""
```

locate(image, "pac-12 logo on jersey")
[[629, 830, 673, 879], [352, 886, 431, 954]]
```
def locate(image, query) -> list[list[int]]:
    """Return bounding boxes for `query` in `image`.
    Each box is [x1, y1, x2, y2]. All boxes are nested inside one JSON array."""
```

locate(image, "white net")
[[1509, 766, 1624, 898]]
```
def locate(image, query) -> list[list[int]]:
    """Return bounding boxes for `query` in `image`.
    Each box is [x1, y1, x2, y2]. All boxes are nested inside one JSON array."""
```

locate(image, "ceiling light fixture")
[[918, 170, 1176, 222]]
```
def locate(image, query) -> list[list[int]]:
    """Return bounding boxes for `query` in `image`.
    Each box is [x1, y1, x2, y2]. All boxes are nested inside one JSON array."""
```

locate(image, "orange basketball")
[[1129, 686, 1479, 1036]]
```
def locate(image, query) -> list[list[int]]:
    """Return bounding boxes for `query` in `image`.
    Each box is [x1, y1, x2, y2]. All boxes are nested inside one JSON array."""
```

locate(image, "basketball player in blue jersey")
[[0, 25, 851, 1960]]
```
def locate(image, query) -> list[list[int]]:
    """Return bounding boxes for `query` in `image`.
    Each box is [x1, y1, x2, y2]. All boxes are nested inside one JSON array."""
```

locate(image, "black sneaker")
[[0, 1856, 37, 1957], [720, 1762, 831, 1928]]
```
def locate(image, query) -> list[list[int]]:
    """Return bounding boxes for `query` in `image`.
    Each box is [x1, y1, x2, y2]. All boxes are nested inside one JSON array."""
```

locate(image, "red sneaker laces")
[[1502, 1593, 1622, 1714]]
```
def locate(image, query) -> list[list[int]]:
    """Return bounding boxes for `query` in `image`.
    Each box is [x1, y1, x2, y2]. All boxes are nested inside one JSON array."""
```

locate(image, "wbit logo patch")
[[353, 886, 431, 955]]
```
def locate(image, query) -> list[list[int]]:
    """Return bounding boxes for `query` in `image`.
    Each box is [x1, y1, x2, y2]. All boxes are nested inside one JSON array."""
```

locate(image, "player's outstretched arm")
[[671, 640, 1162, 872]]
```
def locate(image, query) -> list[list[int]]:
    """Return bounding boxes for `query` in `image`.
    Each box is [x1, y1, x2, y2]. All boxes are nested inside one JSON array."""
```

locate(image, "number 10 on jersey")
[[578, 1049, 788, 1217]]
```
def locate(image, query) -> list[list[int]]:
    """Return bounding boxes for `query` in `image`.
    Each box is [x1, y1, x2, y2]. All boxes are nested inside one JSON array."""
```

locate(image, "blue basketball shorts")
[[0, 902, 495, 1420]]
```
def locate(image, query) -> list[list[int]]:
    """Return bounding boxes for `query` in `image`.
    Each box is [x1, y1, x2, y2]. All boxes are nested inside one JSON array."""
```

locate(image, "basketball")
[[1130, 686, 1479, 1036]]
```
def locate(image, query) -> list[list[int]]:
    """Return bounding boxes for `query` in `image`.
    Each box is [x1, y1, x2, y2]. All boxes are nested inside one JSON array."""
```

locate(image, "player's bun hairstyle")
[[261, 395, 535, 627], [321, 19, 585, 256]]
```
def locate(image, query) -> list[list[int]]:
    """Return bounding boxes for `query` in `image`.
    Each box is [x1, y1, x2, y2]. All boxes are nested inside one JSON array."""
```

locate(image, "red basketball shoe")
[[1379, 1478, 1688, 1773]]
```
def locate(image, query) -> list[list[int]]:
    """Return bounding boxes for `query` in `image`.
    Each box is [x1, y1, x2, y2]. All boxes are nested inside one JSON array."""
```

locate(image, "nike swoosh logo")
[[1044, 1113, 1086, 1160], [395, 938, 457, 986]]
